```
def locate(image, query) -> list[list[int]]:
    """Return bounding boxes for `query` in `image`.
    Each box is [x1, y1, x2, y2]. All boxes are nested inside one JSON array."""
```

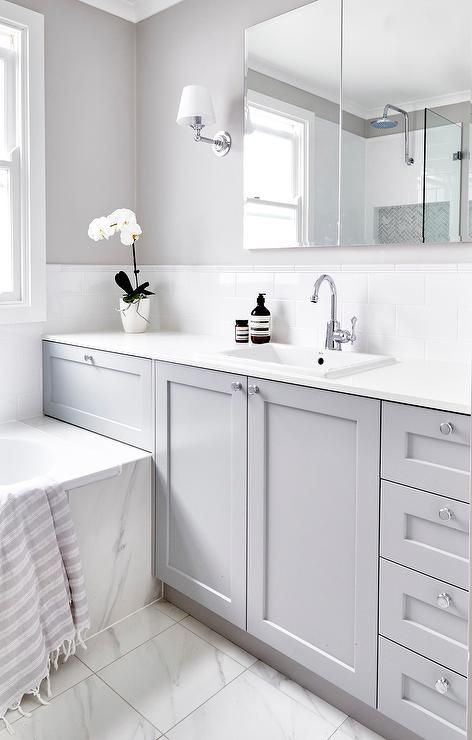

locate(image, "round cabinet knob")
[[231, 382, 243, 392], [435, 677, 450, 695], [248, 385, 260, 395], [439, 422, 454, 436], [437, 592, 451, 610], [439, 507, 453, 522]]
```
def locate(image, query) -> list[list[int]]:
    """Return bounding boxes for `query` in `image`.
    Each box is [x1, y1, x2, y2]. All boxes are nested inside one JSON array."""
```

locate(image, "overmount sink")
[[220, 344, 396, 379]]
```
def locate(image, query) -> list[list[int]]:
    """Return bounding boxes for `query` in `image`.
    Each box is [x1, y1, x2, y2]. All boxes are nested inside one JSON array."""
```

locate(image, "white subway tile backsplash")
[[44, 263, 472, 366]]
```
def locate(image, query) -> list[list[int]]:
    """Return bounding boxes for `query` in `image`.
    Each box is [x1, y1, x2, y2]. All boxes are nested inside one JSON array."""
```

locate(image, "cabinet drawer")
[[380, 559, 468, 676], [378, 638, 467, 740], [381, 481, 469, 589], [43, 341, 153, 451], [382, 402, 470, 501]]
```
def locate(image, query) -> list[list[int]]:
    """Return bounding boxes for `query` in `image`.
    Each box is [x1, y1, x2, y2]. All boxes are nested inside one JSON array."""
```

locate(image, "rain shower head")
[[370, 117, 398, 129], [369, 103, 414, 165]]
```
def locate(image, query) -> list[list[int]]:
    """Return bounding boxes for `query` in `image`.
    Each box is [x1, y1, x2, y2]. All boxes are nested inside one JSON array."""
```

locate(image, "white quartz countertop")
[[43, 331, 472, 415]]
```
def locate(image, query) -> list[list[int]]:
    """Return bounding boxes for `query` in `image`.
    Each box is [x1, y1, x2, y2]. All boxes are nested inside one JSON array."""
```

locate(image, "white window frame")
[[244, 90, 315, 249], [0, 1, 45, 324]]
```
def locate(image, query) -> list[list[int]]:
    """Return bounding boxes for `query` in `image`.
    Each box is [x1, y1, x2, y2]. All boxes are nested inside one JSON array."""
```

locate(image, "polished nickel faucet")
[[310, 274, 357, 351]]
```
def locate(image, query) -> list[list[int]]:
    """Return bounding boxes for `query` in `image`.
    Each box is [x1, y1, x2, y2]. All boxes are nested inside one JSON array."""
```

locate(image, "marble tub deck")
[[1, 600, 385, 740]]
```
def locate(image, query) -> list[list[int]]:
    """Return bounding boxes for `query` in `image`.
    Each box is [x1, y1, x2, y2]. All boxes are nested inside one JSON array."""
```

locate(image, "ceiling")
[[247, 0, 472, 118], [78, 0, 184, 22]]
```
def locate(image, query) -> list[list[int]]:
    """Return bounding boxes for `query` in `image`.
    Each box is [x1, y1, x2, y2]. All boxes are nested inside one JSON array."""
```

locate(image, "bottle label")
[[250, 316, 271, 338]]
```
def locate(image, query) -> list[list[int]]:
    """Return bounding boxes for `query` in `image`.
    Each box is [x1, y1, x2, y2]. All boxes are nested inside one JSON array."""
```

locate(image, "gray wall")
[[136, 0, 472, 265], [13, 0, 136, 264]]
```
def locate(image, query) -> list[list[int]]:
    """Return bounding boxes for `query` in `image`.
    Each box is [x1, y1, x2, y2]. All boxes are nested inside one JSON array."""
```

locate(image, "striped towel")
[[0, 479, 90, 733]]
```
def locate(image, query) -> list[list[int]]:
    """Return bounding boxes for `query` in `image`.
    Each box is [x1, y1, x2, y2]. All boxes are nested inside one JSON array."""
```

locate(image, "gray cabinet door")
[[43, 341, 154, 451], [247, 379, 380, 706], [156, 362, 247, 629], [382, 402, 470, 501]]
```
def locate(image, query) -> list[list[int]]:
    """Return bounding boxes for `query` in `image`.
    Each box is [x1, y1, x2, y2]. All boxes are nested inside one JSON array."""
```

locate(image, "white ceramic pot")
[[119, 296, 151, 333]]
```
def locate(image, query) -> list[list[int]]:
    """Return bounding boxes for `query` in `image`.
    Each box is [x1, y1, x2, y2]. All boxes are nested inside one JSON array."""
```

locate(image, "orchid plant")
[[88, 209, 154, 304]]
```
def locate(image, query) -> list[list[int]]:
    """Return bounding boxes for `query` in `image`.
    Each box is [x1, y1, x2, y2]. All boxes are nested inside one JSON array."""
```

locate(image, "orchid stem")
[[131, 239, 139, 290]]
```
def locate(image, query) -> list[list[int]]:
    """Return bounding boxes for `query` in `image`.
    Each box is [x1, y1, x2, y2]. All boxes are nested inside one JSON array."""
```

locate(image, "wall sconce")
[[176, 85, 232, 158]]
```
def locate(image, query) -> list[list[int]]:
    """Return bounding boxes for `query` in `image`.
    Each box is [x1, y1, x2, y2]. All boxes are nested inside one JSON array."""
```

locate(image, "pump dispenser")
[[250, 293, 271, 344]]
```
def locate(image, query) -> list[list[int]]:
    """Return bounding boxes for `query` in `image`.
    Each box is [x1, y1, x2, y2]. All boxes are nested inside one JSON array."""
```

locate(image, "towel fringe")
[[0, 714, 14, 735]]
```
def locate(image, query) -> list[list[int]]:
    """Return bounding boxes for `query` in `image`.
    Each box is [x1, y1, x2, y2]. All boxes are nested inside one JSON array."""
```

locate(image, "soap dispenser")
[[250, 293, 271, 344]]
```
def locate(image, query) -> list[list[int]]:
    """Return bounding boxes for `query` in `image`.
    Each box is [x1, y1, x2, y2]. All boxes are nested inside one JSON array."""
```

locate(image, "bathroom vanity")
[[42, 333, 471, 740]]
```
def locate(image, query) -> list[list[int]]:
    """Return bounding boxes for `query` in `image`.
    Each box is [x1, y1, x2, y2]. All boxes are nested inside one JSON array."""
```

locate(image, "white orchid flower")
[[108, 208, 137, 231], [88, 217, 115, 241], [120, 223, 142, 246]]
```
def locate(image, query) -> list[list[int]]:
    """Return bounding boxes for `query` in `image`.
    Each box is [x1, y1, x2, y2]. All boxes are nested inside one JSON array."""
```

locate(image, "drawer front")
[[381, 481, 469, 589], [378, 638, 467, 740], [43, 341, 153, 451], [380, 559, 468, 676], [382, 402, 470, 501]]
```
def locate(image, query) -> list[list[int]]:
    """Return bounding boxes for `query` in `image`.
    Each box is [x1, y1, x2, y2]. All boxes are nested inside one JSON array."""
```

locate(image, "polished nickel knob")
[[435, 677, 450, 695], [83, 354, 94, 363], [439, 507, 452, 522], [231, 382, 243, 392], [248, 385, 260, 395], [439, 422, 454, 435], [437, 592, 451, 610]]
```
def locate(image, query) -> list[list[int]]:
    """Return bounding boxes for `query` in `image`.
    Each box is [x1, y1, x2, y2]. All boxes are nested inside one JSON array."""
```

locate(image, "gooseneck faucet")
[[310, 274, 357, 351]]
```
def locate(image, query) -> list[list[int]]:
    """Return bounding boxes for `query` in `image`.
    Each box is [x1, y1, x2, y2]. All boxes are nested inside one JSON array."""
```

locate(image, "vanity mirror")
[[244, 0, 472, 249]]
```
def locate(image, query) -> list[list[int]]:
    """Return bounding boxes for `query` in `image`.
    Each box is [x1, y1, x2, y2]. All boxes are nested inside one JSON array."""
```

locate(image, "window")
[[244, 91, 314, 249], [0, 1, 45, 323]]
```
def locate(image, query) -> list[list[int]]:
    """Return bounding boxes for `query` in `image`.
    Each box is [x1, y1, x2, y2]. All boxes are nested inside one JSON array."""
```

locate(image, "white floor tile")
[[7, 655, 92, 725], [76, 603, 175, 671], [166, 670, 343, 740], [0, 675, 159, 739], [98, 622, 245, 733], [181, 616, 257, 668], [154, 599, 188, 622], [250, 661, 347, 730], [330, 717, 386, 740]]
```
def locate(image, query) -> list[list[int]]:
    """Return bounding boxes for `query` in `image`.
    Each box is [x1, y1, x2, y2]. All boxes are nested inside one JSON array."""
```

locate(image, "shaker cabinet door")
[[247, 379, 381, 706], [156, 362, 247, 629]]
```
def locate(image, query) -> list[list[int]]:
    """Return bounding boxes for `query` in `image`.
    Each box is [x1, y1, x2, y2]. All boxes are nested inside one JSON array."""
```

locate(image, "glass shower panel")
[[423, 109, 462, 243]]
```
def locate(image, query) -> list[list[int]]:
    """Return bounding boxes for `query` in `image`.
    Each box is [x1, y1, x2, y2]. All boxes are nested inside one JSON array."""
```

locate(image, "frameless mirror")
[[244, 0, 341, 249], [244, 0, 472, 249]]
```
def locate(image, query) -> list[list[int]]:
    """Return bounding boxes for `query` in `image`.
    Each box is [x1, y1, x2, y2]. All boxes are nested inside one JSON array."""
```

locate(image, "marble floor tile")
[[0, 675, 159, 739], [250, 661, 347, 731], [76, 602, 175, 671], [166, 670, 345, 740], [7, 655, 93, 725], [98, 622, 245, 733], [154, 599, 188, 622], [330, 717, 386, 740], [181, 616, 257, 668]]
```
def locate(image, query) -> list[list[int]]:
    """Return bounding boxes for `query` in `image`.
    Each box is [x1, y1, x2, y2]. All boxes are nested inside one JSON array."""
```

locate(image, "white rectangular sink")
[[220, 344, 396, 379]]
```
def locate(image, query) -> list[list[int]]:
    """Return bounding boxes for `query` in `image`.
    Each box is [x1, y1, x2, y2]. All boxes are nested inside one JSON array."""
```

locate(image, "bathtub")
[[0, 418, 148, 489], [0, 417, 159, 635]]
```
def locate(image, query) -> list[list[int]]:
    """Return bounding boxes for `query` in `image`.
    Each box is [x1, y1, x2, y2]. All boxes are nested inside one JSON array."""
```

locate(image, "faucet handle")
[[350, 316, 357, 344]]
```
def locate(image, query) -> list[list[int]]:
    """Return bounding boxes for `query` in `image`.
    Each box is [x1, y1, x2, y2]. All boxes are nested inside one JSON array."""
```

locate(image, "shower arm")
[[383, 104, 414, 166]]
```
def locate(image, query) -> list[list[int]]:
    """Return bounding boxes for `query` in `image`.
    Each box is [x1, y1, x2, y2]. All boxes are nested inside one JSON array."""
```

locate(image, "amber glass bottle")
[[250, 293, 271, 344]]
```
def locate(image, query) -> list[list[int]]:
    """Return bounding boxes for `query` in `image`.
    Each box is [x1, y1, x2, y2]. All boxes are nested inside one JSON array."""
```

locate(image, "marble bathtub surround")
[[0, 602, 384, 740], [46, 263, 472, 363], [68, 457, 160, 635]]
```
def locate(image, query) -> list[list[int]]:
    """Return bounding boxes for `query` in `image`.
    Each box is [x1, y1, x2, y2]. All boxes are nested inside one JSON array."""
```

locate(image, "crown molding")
[[78, 0, 184, 22]]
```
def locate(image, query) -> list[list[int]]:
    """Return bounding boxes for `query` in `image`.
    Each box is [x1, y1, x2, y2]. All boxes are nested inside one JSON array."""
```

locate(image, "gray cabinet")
[[247, 378, 381, 706], [43, 341, 153, 451], [156, 362, 247, 629], [382, 402, 470, 501], [380, 559, 469, 676], [381, 481, 470, 589], [378, 637, 467, 740]]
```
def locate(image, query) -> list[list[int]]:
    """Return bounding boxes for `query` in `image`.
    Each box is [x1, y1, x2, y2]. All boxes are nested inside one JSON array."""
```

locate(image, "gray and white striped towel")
[[0, 479, 90, 732]]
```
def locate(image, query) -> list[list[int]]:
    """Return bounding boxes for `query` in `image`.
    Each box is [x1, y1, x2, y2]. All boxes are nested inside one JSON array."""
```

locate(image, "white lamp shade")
[[176, 85, 216, 127]]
